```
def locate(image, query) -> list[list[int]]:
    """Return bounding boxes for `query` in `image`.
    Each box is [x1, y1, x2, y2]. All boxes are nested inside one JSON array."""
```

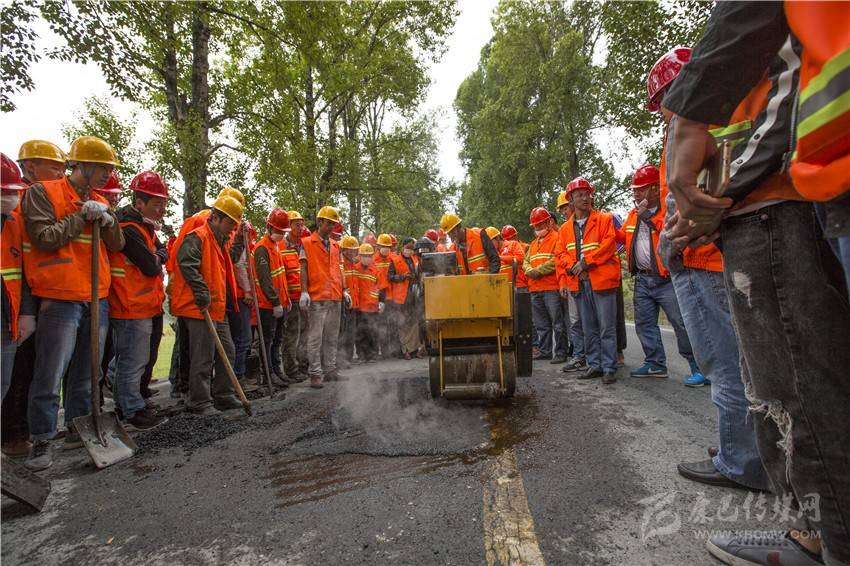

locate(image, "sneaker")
[[62, 430, 85, 450], [2, 439, 31, 459], [550, 357, 568, 364], [310, 375, 324, 389], [707, 531, 824, 566], [124, 410, 168, 432], [290, 372, 308, 383], [629, 363, 668, 378], [214, 396, 244, 411], [684, 372, 709, 387], [577, 368, 604, 380], [561, 357, 587, 372], [602, 372, 618, 385], [532, 352, 552, 360], [24, 439, 53, 471]]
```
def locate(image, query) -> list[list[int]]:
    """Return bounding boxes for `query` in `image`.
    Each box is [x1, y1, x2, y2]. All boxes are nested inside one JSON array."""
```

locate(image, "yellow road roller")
[[421, 252, 532, 400]]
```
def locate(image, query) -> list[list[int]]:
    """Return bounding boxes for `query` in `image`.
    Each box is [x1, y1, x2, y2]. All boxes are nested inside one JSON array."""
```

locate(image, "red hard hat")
[[333, 222, 344, 235], [436, 228, 445, 239], [501, 225, 517, 239], [95, 171, 123, 194], [363, 233, 377, 245], [529, 207, 550, 226], [129, 170, 170, 198], [301, 227, 311, 238], [630, 165, 661, 189], [564, 176, 594, 200], [390, 234, 397, 246], [0, 153, 27, 191], [266, 208, 291, 231], [647, 46, 692, 112], [424, 229, 438, 242]]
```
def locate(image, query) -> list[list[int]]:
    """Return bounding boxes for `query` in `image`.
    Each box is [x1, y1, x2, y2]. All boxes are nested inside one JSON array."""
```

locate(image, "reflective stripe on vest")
[[1, 214, 24, 339], [253, 235, 289, 310]]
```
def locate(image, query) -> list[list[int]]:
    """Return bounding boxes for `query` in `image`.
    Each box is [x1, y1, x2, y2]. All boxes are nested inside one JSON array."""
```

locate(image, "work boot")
[[310, 375, 324, 389], [289, 371, 308, 383], [214, 396, 244, 411], [24, 439, 53, 472], [170, 387, 182, 399], [2, 439, 31, 459], [238, 376, 259, 393], [190, 406, 219, 417], [62, 427, 85, 450], [124, 410, 168, 432], [144, 398, 161, 411]]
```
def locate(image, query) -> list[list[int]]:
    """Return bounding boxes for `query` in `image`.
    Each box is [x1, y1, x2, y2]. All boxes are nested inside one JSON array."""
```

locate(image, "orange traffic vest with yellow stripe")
[[108, 221, 165, 319], [171, 221, 238, 322], [451, 227, 490, 275], [302, 232, 343, 302], [373, 251, 391, 293], [786, 1, 850, 201], [356, 263, 380, 313], [1, 212, 25, 339], [253, 235, 289, 310], [555, 210, 621, 292], [23, 177, 111, 302], [390, 254, 419, 304], [280, 237, 302, 300], [526, 230, 559, 292], [621, 208, 670, 279], [166, 209, 211, 274], [343, 256, 360, 310], [499, 239, 528, 289]]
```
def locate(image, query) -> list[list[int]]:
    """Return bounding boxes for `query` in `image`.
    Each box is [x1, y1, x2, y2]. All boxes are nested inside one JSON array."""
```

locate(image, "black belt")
[[636, 269, 653, 275]]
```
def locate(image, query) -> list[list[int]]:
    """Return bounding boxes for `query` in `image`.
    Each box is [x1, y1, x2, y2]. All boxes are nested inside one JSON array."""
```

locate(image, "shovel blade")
[[1, 454, 51, 512], [73, 411, 138, 469]]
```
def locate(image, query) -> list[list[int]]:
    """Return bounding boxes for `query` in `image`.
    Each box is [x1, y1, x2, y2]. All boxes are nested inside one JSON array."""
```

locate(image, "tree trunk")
[[303, 65, 317, 217], [185, 2, 211, 218]]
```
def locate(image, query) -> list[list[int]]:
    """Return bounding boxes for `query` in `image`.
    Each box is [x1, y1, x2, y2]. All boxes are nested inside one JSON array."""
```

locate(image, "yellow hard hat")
[[485, 226, 500, 240], [219, 187, 245, 206], [557, 191, 569, 209], [341, 235, 359, 250], [359, 243, 374, 255], [211, 195, 243, 223], [376, 233, 393, 247], [18, 140, 67, 164], [287, 210, 304, 221], [317, 205, 340, 223], [67, 136, 120, 167], [440, 213, 461, 233]]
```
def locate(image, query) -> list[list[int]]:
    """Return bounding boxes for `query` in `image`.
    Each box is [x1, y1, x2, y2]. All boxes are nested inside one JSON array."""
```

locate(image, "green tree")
[[61, 95, 143, 176], [1, 0, 40, 112]]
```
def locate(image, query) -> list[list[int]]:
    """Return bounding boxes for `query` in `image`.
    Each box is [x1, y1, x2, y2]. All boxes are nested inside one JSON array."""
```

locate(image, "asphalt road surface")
[[1, 324, 779, 565]]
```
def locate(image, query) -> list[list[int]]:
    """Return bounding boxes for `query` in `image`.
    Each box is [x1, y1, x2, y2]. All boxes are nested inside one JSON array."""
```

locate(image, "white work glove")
[[343, 291, 352, 308], [273, 304, 284, 318], [16, 315, 35, 345], [299, 292, 311, 309], [378, 302, 385, 314], [100, 213, 115, 228], [80, 200, 108, 221], [286, 304, 292, 313]]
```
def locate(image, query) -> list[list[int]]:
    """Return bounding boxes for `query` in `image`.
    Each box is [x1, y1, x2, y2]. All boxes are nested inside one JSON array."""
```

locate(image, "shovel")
[[73, 220, 138, 469], [202, 310, 252, 417], [243, 231, 285, 401], [1, 454, 50, 512]]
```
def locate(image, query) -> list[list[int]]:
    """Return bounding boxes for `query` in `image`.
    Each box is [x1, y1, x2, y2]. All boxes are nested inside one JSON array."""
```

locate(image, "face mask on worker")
[[402, 249, 413, 258], [379, 247, 389, 257], [0, 194, 21, 213], [534, 228, 548, 238], [360, 256, 372, 266], [269, 233, 284, 242]]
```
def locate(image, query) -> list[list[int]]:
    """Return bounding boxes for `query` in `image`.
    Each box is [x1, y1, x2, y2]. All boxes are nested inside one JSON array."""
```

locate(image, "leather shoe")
[[677, 459, 761, 491], [532, 353, 552, 360], [708, 446, 718, 457], [577, 367, 603, 380], [602, 372, 617, 385]]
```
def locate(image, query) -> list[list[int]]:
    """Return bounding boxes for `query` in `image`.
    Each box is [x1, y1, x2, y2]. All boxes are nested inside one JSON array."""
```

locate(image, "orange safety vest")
[[621, 208, 670, 278], [786, 1, 850, 201], [23, 177, 111, 302], [1, 212, 25, 339], [356, 263, 380, 313], [556, 210, 621, 292], [253, 234, 289, 310], [373, 251, 392, 293], [525, 229, 560, 292], [280, 236, 302, 300], [170, 221, 239, 322], [108, 221, 165, 319], [301, 232, 343, 302], [436, 244, 448, 252], [451, 227, 491, 275], [342, 255, 360, 310], [166, 209, 211, 275], [499, 239, 528, 289], [390, 254, 419, 304]]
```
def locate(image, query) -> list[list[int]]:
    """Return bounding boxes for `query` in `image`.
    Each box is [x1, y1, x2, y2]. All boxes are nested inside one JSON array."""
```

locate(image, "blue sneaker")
[[629, 363, 668, 378], [684, 372, 710, 387]]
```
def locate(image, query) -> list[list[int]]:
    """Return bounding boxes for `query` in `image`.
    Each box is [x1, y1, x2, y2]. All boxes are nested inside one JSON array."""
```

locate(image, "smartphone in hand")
[[697, 139, 731, 197]]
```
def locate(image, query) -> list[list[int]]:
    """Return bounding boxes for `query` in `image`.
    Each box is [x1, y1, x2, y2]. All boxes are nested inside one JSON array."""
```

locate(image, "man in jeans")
[[299, 206, 351, 389], [619, 165, 703, 383], [21, 136, 125, 471], [280, 210, 309, 382], [524, 207, 568, 363]]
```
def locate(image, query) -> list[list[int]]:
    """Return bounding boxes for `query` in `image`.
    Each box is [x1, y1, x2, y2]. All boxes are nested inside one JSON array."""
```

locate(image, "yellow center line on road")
[[482, 433, 545, 565]]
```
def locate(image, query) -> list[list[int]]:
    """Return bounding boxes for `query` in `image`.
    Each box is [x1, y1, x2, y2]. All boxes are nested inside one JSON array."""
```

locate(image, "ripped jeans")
[[721, 201, 850, 563]]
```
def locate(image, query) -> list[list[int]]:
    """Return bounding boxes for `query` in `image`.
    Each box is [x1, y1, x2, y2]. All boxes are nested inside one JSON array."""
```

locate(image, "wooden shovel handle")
[[202, 310, 252, 416]]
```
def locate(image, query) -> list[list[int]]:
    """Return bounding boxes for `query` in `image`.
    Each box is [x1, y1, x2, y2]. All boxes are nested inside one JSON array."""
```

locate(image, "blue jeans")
[[530, 290, 568, 359], [228, 299, 252, 377], [110, 318, 153, 419], [575, 279, 617, 373], [633, 273, 696, 371], [29, 298, 110, 440], [722, 201, 850, 560], [567, 293, 584, 360], [1, 323, 16, 402], [670, 267, 768, 490], [258, 308, 287, 378]]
